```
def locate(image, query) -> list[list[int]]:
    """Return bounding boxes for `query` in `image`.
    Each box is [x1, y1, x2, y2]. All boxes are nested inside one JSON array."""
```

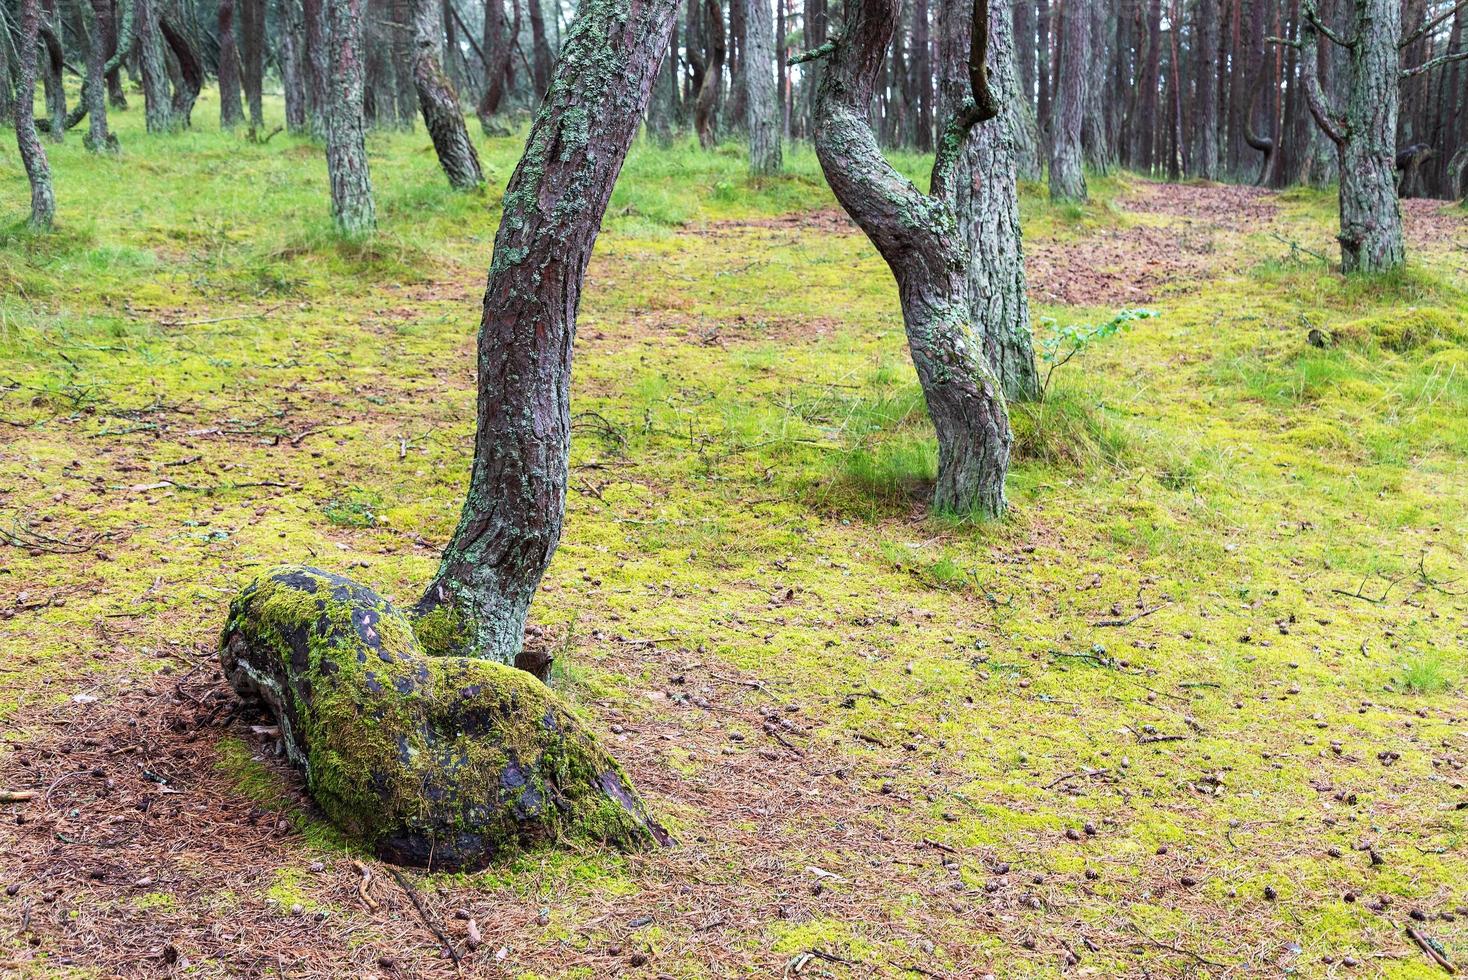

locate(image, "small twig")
[[1127, 920, 1230, 969], [1092, 604, 1166, 628], [1408, 926, 1458, 975], [386, 866, 461, 970]]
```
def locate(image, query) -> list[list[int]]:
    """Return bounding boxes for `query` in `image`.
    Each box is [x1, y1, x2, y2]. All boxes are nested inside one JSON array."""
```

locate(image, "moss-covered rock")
[[219, 565, 669, 870]]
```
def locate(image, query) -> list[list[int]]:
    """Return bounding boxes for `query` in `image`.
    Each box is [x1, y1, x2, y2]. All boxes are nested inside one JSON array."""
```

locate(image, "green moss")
[[1344, 306, 1468, 352]]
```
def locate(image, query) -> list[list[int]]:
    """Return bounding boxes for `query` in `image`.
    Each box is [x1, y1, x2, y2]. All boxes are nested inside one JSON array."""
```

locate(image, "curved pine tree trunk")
[[241, 0, 267, 128], [1048, 0, 1088, 202], [15, 0, 56, 229], [38, 21, 65, 142], [476, 0, 514, 129], [81, 0, 117, 151], [411, 0, 484, 189], [528, 0, 553, 98], [325, 0, 376, 234], [160, 16, 204, 127], [745, 0, 780, 175], [813, 0, 1012, 519], [694, 0, 725, 147], [943, 0, 1039, 403], [218, 0, 245, 128], [417, 0, 684, 665]]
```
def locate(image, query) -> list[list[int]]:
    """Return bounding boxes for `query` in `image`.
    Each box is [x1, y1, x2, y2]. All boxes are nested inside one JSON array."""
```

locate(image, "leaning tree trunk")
[[694, 0, 725, 147], [324, 0, 376, 233], [80, 0, 117, 151], [218, 0, 245, 128], [942, 0, 1039, 403], [15, 0, 56, 229], [415, 0, 686, 665], [1048, 0, 1088, 202], [476, 0, 514, 129], [160, 15, 203, 127], [100, 0, 126, 107], [527, 0, 553, 98], [411, 0, 484, 189], [812, 0, 1013, 518], [241, 0, 267, 128], [745, 0, 780, 174], [219, 0, 683, 872]]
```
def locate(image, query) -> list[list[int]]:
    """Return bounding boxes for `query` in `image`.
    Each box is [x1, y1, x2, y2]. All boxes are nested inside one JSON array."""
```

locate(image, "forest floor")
[[1, 96, 1467, 979]]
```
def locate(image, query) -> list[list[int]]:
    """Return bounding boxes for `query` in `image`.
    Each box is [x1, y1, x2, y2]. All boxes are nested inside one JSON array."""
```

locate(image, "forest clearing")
[[3, 0, 1468, 975]]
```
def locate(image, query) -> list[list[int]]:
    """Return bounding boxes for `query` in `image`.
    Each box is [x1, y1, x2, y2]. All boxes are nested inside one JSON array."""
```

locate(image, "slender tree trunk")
[[81, 0, 116, 151], [1014, 0, 1034, 108], [1080, 0, 1111, 172], [1134, 0, 1161, 171], [393, 0, 418, 127], [38, 17, 65, 142], [280, 0, 309, 132], [159, 15, 203, 127], [1048, 0, 1087, 201], [943, 0, 1039, 402], [728, 0, 747, 127], [303, 0, 331, 136], [1193, 0, 1221, 178], [417, 0, 684, 665], [1036, 0, 1050, 132], [241, 0, 266, 128], [101, 0, 127, 107], [412, 0, 484, 188], [528, 0, 553, 98], [804, 0, 828, 135], [0, 8, 12, 124], [15, 0, 56, 229], [813, 0, 1013, 518], [911, 0, 932, 149], [476, 0, 513, 127], [218, 0, 245, 128], [325, 0, 376, 234], [694, 0, 725, 146], [135, 0, 174, 132], [746, 0, 780, 173]]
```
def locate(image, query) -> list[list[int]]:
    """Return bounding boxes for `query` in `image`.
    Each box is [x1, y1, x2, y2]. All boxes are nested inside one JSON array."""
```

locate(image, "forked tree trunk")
[[476, 0, 514, 128], [694, 0, 725, 147], [160, 16, 204, 127], [100, 0, 126, 107], [241, 0, 267, 128], [325, 0, 376, 233], [812, 0, 1013, 518], [15, 0, 56, 229], [38, 21, 65, 142], [1299, 0, 1405, 273], [1048, 0, 1088, 202], [416, 0, 685, 664], [411, 0, 485, 189], [745, 0, 781, 174], [218, 0, 245, 128], [942, 0, 1039, 403]]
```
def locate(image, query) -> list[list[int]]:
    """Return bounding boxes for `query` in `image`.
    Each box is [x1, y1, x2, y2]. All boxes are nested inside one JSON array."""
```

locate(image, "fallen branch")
[[1408, 926, 1457, 975], [1092, 604, 1166, 628], [386, 866, 461, 968]]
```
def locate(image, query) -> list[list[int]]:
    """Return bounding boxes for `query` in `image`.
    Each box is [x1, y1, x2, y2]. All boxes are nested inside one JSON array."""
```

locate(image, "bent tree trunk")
[[160, 16, 204, 127], [416, 0, 684, 663], [39, 21, 65, 142], [745, 0, 780, 175], [15, 0, 56, 229], [941, 0, 1039, 403], [1047, 0, 1088, 203], [476, 0, 514, 129], [411, 0, 485, 189], [694, 0, 725, 147], [324, 0, 377, 234], [81, 0, 117, 152], [135, 0, 175, 132], [813, 0, 1013, 518], [220, 0, 683, 870]]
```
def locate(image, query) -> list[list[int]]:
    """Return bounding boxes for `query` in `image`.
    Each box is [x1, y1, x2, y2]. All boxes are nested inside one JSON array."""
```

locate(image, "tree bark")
[[1080, 0, 1111, 173], [746, 0, 781, 172], [80, 0, 117, 151], [100, 0, 127, 107], [38, 18, 65, 142], [303, 0, 331, 136], [279, 0, 309, 132], [241, 0, 266, 128], [412, 0, 485, 189], [325, 0, 376, 234], [476, 0, 513, 127], [15, 0, 56, 229], [695, 0, 725, 146], [813, 0, 1013, 518], [417, 0, 684, 664], [0, 6, 12, 124], [393, 0, 418, 127], [159, 15, 203, 127], [528, 0, 553, 98], [911, 0, 932, 150], [1133, 0, 1161, 171], [218, 0, 245, 128], [1192, 0, 1221, 178], [1048, 0, 1087, 201], [942, 0, 1039, 402], [133, 0, 173, 132]]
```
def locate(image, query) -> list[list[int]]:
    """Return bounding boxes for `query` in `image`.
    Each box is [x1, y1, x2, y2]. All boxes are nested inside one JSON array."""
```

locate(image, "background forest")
[[1, 0, 1466, 978]]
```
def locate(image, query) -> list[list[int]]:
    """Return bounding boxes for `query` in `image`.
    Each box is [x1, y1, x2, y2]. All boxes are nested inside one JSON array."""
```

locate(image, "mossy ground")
[[1, 90, 1465, 977]]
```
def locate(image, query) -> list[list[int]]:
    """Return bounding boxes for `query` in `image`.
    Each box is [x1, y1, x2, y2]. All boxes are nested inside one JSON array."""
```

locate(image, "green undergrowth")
[[1, 88, 1465, 977]]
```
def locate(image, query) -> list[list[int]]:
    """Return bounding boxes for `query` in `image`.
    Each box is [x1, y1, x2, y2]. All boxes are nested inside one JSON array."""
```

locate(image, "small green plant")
[[1038, 309, 1158, 398], [322, 489, 384, 528], [1399, 653, 1454, 695]]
